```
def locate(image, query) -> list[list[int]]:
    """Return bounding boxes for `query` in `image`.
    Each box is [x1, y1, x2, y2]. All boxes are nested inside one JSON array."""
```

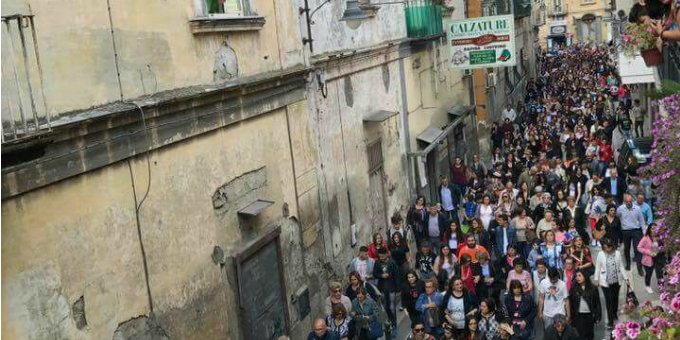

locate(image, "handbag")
[[626, 283, 639, 308], [366, 319, 384, 339], [424, 296, 441, 328]]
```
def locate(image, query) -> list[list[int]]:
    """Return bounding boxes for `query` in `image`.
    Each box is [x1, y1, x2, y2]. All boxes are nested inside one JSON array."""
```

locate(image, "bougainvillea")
[[613, 93, 680, 340]]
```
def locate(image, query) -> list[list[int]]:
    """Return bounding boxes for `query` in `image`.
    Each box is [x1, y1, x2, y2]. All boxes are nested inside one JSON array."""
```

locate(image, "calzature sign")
[[448, 15, 517, 70]]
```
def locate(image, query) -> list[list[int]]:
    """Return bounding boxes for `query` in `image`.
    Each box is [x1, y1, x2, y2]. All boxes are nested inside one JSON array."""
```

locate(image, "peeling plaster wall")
[[0, 0, 304, 116], [302, 56, 411, 322], [405, 45, 471, 153], [298, 0, 407, 56], [1, 103, 310, 340]]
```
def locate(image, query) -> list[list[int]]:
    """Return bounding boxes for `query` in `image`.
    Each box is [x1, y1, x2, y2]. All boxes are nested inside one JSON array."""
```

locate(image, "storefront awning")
[[448, 105, 475, 117], [362, 110, 399, 122], [416, 126, 443, 144], [410, 114, 468, 157]]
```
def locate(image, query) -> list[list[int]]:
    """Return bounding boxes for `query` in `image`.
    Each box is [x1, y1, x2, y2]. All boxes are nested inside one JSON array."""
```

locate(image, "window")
[[206, 0, 248, 17], [190, 0, 264, 34]]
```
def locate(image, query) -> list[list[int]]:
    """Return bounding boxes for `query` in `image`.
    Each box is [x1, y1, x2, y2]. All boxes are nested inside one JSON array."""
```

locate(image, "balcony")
[[659, 43, 680, 83], [404, 0, 443, 39], [514, 0, 532, 18], [548, 4, 567, 16]]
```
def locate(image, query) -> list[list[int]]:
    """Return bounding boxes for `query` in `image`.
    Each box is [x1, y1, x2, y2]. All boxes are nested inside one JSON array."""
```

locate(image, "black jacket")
[[562, 206, 590, 244], [373, 259, 399, 293], [401, 280, 426, 311], [601, 176, 627, 203], [568, 284, 602, 322], [441, 290, 477, 322], [503, 293, 537, 324], [544, 324, 580, 340], [423, 213, 448, 239], [471, 229, 492, 252]]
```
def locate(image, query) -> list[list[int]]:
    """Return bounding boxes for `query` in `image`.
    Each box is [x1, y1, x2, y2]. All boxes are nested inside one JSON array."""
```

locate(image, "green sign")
[[470, 50, 496, 65], [447, 14, 516, 70]]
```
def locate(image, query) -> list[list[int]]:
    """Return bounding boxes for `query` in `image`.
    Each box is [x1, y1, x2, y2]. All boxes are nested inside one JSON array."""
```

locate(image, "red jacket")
[[599, 143, 613, 163], [368, 242, 389, 260]]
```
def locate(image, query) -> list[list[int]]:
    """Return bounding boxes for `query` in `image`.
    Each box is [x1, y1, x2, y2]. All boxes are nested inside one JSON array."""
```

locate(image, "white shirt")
[[355, 259, 368, 280], [441, 186, 454, 211], [502, 228, 509, 255], [502, 108, 517, 122], [428, 215, 440, 237], [539, 278, 568, 318], [447, 295, 466, 329]]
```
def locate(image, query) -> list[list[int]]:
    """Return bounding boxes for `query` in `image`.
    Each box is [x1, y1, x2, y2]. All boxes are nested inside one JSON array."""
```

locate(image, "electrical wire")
[[126, 101, 154, 314]]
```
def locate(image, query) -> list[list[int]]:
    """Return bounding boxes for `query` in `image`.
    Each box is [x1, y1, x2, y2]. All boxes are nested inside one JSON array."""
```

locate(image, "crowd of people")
[[307, 44, 664, 340]]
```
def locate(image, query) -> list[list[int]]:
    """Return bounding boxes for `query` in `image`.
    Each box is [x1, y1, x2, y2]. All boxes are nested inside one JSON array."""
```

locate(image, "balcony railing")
[[548, 4, 567, 15], [659, 42, 680, 83], [1, 14, 52, 142], [514, 0, 532, 18], [404, 0, 443, 39]]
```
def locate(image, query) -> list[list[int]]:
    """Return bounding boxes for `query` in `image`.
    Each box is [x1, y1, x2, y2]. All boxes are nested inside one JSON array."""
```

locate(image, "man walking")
[[373, 248, 399, 328], [616, 194, 647, 275], [438, 176, 459, 223], [424, 204, 447, 254], [632, 99, 646, 137], [538, 268, 570, 329]]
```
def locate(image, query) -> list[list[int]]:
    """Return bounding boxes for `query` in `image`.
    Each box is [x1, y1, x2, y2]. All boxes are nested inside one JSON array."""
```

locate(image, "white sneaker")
[[646, 286, 654, 294]]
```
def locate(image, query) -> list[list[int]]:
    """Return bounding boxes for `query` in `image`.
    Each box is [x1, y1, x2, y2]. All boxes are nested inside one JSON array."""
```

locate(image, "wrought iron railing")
[[404, 0, 443, 38], [1, 14, 51, 143], [659, 42, 680, 83]]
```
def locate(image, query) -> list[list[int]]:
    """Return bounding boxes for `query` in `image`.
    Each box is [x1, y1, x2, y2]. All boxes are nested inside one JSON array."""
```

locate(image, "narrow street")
[[2, 0, 672, 339]]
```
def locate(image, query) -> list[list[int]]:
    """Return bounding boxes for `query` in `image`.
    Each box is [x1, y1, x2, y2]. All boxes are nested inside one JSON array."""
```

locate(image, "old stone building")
[[0, 0, 532, 339], [538, 0, 614, 47]]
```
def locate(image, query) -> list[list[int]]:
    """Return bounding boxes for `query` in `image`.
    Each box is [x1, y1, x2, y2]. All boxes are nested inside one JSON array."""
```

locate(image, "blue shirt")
[[610, 178, 618, 196], [616, 204, 646, 230], [464, 202, 478, 219], [635, 201, 653, 225]]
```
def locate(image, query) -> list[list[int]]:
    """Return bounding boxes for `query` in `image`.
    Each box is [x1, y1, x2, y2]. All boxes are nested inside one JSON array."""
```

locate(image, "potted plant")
[[621, 22, 663, 67]]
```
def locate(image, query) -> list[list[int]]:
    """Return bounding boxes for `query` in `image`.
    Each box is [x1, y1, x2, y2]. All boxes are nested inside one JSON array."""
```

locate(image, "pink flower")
[[626, 322, 640, 330], [626, 327, 641, 339], [671, 295, 680, 311]]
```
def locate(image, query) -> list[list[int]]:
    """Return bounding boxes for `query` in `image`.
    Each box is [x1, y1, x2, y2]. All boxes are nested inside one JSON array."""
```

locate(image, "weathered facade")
[[1, 1, 482, 340], [1, 0, 312, 339], [538, 0, 614, 48], [467, 0, 538, 158]]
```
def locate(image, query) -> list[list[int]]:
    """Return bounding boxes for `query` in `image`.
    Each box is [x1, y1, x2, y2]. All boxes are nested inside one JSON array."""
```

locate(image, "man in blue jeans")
[[616, 193, 647, 276], [373, 248, 399, 334]]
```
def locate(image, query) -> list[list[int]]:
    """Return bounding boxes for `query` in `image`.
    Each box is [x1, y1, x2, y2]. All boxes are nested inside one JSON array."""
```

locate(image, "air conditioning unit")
[[485, 72, 497, 88], [463, 69, 473, 77]]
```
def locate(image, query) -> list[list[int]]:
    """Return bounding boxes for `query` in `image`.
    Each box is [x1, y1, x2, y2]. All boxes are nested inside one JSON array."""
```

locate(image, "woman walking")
[[434, 245, 458, 290], [503, 279, 537, 337], [568, 269, 601, 340], [593, 238, 629, 328], [637, 226, 662, 294], [401, 270, 426, 324], [478, 298, 501, 340], [326, 304, 355, 340], [443, 276, 478, 336]]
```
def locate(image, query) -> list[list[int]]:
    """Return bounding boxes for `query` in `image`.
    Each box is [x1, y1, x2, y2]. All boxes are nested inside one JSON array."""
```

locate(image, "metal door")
[[238, 239, 288, 340]]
